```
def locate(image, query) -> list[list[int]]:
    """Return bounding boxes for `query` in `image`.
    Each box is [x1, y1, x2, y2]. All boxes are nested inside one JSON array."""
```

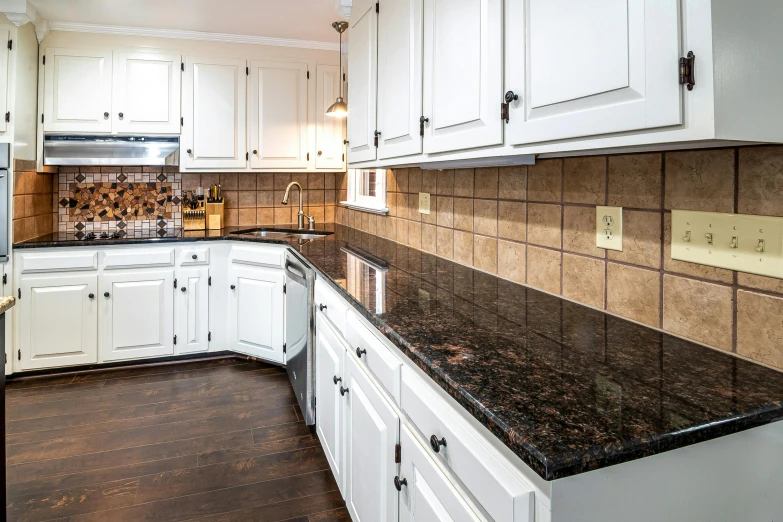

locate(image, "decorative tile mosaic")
[[58, 169, 181, 233]]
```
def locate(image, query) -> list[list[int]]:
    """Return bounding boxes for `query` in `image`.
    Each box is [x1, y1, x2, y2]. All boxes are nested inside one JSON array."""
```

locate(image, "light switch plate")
[[671, 210, 783, 278], [418, 192, 431, 215], [596, 206, 623, 251]]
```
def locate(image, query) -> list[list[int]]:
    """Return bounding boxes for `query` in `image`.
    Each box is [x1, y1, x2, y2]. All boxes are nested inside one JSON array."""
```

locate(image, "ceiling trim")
[[46, 21, 341, 51]]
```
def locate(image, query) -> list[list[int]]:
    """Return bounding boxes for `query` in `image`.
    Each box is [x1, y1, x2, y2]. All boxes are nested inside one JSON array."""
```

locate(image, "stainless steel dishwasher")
[[283, 251, 316, 425]]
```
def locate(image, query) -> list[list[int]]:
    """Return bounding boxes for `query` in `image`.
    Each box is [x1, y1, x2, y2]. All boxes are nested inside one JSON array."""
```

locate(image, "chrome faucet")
[[281, 181, 315, 229]]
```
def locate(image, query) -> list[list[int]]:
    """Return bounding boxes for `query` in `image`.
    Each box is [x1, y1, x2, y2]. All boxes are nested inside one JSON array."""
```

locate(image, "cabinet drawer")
[[345, 311, 401, 404], [101, 248, 175, 269], [179, 247, 210, 266], [401, 368, 534, 522], [19, 251, 98, 273], [315, 279, 347, 334], [230, 246, 284, 269]]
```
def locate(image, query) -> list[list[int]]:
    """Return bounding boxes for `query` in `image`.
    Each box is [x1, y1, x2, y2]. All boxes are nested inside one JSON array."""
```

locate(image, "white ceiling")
[[30, 0, 346, 45]]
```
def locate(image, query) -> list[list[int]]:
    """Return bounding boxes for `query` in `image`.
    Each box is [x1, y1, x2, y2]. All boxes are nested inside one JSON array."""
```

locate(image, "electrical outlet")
[[671, 210, 783, 278], [418, 192, 431, 215], [596, 206, 623, 251]]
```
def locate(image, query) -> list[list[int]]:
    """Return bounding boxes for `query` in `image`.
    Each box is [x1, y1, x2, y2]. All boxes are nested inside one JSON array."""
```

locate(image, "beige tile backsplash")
[[336, 145, 783, 371]]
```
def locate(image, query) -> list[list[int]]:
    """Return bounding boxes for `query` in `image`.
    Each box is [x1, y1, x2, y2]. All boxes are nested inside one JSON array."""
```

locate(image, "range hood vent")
[[43, 135, 180, 166]]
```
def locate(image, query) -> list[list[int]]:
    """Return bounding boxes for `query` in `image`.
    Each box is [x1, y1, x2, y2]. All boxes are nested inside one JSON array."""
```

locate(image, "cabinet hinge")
[[2, 273, 6, 285], [679, 51, 696, 91], [208, 331, 212, 342], [208, 276, 212, 286], [4, 352, 6, 364], [42, 55, 45, 65], [306, 153, 310, 161], [395, 443, 401, 463], [343, 73, 346, 82], [307, 70, 310, 80], [283, 283, 287, 294], [283, 343, 287, 354], [180, 116, 184, 126], [181, 62, 184, 71], [174, 335, 177, 345], [246, 66, 249, 76], [17, 288, 20, 299], [41, 114, 44, 124], [312, 396, 316, 409], [7, 40, 11, 50], [374, 130, 380, 148], [501, 102, 509, 123], [342, 153, 345, 162], [4, 112, 9, 123], [18, 349, 21, 361], [376, 2, 379, 13], [174, 278, 177, 289], [246, 152, 249, 161]]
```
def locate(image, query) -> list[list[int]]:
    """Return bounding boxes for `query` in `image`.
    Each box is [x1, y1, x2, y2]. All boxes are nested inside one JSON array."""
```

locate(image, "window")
[[341, 169, 388, 214]]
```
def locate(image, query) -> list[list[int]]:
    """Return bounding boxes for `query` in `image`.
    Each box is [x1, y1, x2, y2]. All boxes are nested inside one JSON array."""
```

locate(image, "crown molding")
[[47, 21, 341, 51]]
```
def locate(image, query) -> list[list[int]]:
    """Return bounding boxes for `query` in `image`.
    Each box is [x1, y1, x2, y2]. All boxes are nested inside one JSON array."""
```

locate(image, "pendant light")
[[326, 21, 349, 118]]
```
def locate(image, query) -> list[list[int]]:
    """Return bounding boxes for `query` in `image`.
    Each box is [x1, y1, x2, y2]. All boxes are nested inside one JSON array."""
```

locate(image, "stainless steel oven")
[[284, 251, 316, 425]]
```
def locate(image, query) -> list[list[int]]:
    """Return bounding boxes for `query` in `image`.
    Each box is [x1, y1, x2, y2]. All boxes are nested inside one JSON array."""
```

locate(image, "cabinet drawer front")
[[230, 246, 284, 269], [102, 248, 175, 269], [19, 251, 98, 273], [315, 279, 348, 334], [346, 312, 401, 404], [401, 369, 534, 522], [179, 247, 210, 266]]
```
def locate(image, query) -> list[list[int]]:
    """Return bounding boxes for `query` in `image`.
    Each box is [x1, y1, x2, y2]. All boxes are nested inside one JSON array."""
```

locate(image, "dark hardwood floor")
[[4, 356, 348, 522]]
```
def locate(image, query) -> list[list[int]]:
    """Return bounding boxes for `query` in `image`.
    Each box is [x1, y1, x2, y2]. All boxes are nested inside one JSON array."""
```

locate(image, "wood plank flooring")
[[5, 356, 348, 522]]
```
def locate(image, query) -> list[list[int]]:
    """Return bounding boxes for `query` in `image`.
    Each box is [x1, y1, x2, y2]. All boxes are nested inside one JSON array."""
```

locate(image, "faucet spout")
[[282, 182, 307, 229]]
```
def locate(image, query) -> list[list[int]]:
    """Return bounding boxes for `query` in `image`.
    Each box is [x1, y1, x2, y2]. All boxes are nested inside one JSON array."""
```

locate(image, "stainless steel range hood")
[[43, 135, 180, 166]]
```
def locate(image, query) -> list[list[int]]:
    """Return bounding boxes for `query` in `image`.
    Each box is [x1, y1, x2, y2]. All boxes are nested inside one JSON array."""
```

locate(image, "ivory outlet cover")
[[418, 193, 431, 215], [596, 206, 623, 251]]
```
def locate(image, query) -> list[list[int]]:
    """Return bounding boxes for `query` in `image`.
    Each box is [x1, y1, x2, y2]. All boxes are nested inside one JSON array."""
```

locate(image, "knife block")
[[206, 202, 225, 230], [183, 200, 206, 231]]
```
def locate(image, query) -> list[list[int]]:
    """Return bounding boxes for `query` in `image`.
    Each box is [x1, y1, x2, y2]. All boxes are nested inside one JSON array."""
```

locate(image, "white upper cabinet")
[[315, 64, 346, 169], [422, 0, 503, 154], [347, 0, 379, 163], [0, 28, 9, 134], [43, 48, 113, 133], [113, 52, 182, 134], [183, 56, 247, 169], [377, 0, 423, 160], [249, 60, 309, 169], [505, 0, 682, 145]]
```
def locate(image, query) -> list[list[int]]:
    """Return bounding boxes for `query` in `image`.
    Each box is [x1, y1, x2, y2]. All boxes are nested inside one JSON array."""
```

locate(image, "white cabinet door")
[[18, 274, 98, 370], [315, 64, 345, 169], [228, 265, 285, 364], [344, 354, 399, 522], [316, 313, 346, 495], [175, 267, 209, 354], [422, 0, 502, 153], [113, 52, 181, 134], [505, 0, 681, 144], [100, 270, 175, 362], [399, 426, 481, 522], [43, 48, 113, 133], [183, 56, 247, 169], [0, 28, 9, 133], [347, 0, 379, 163], [249, 61, 309, 169], [377, 0, 423, 160]]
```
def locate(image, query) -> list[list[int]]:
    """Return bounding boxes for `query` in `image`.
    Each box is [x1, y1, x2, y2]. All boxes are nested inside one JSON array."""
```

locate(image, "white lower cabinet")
[[100, 270, 175, 362], [344, 352, 400, 522], [315, 313, 346, 494], [399, 425, 481, 522], [228, 264, 285, 364], [175, 267, 210, 354], [18, 274, 98, 370]]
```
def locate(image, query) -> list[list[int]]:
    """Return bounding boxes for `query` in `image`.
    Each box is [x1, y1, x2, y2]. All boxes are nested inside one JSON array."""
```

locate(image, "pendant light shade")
[[327, 21, 349, 118]]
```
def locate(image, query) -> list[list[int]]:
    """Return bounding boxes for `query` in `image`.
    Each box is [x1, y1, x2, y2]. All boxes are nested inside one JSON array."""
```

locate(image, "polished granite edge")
[[14, 225, 783, 482], [0, 296, 15, 315]]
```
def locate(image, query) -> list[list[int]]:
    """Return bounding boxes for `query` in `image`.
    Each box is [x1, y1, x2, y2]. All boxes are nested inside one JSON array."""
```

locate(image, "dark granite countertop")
[[15, 224, 783, 481]]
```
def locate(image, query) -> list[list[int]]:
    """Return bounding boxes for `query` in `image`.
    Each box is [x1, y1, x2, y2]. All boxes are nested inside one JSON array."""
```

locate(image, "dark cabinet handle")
[[317, 150, 323, 156], [394, 476, 407, 491], [333, 375, 342, 385], [103, 111, 109, 118], [253, 150, 258, 155], [339, 385, 349, 396], [187, 149, 192, 154], [181, 287, 187, 293], [88, 293, 95, 299], [356, 347, 366, 358], [319, 304, 328, 312], [192, 254, 197, 260], [118, 112, 124, 118], [104, 292, 110, 298], [430, 435, 447, 453], [230, 284, 236, 290], [504, 91, 519, 103]]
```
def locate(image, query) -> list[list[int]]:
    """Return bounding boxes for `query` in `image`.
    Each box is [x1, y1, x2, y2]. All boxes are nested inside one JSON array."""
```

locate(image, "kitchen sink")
[[231, 228, 332, 240]]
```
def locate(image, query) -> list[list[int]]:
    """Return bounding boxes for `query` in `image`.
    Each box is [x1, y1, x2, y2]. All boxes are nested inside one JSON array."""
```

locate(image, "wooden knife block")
[[206, 202, 225, 230], [183, 200, 206, 231]]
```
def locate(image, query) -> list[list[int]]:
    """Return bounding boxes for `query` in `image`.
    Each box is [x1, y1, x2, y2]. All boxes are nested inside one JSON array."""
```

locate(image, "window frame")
[[341, 169, 389, 214]]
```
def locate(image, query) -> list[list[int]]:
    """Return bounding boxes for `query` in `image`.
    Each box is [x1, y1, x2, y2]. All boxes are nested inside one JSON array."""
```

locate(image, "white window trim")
[[341, 169, 389, 214]]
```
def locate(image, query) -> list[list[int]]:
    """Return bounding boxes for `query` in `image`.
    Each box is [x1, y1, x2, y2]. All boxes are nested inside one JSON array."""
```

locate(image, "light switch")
[[418, 192, 431, 215], [671, 210, 783, 279], [596, 206, 623, 251]]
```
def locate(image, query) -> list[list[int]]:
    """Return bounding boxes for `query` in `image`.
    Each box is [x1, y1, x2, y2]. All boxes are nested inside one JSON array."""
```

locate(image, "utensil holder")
[[206, 202, 225, 230]]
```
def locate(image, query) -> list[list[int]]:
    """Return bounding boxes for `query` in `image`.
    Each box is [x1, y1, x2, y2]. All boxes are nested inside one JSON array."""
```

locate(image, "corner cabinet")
[[175, 267, 210, 354], [182, 56, 248, 169]]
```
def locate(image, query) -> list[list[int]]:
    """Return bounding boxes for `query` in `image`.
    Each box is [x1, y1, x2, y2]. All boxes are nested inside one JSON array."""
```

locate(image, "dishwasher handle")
[[284, 258, 308, 287]]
